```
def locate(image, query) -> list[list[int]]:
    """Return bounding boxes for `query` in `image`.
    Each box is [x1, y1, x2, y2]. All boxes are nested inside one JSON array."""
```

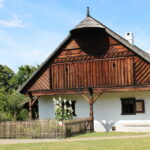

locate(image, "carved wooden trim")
[[92, 93, 103, 104], [81, 94, 90, 104], [81, 92, 103, 104]]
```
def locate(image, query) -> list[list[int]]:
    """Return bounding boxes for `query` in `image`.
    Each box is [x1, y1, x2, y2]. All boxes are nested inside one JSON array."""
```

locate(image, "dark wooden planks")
[[48, 57, 134, 90], [29, 68, 50, 91], [134, 56, 150, 85]]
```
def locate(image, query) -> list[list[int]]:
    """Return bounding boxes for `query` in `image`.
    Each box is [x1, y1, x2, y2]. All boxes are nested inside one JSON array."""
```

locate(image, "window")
[[62, 100, 76, 116], [121, 98, 145, 115], [121, 98, 136, 115], [136, 100, 145, 113]]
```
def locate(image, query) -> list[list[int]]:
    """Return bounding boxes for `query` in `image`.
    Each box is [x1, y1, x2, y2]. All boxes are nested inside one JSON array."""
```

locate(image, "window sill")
[[121, 113, 136, 115]]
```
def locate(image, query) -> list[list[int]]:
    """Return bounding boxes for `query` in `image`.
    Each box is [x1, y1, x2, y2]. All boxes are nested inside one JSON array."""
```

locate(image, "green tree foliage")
[[0, 91, 29, 121], [0, 65, 15, 92], [0, 64, 38, 121], [14, 65, 38, 89], [0, 64, 38, 92]]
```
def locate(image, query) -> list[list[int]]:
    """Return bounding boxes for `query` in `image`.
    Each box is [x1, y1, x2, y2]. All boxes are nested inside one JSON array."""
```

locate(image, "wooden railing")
[[64, 118, 93, 137], [0, 118, 92, 139]]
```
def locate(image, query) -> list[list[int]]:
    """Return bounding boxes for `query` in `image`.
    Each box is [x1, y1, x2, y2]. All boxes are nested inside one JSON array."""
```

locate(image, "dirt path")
[[1, 134, 150, 145]]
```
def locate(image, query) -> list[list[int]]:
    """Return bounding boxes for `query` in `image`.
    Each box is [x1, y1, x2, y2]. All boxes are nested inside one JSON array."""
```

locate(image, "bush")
[[17, 109, 29, 121], [0, 111, 13, 121], [53, 97, 73, 121], [0, 91, 29, 121]]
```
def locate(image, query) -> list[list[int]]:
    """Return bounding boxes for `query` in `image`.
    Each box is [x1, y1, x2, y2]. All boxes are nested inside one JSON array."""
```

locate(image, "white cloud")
[[0, 0, 4, 8], [0, 14, 28, 28]]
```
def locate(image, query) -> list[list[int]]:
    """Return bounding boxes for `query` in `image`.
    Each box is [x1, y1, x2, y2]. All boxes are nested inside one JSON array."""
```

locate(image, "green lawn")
[[0, 138, 150, 150], [70, 131, 149, 138]]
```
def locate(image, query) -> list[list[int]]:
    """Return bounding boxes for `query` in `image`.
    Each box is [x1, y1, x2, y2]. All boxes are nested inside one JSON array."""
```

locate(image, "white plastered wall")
[[38, 91, 150, 132]]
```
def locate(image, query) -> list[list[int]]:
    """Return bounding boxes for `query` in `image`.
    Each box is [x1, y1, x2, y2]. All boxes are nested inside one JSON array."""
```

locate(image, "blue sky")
[[0, 0, 150, 72]]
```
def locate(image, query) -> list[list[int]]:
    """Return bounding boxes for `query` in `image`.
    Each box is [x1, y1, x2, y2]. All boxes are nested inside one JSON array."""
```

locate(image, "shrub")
[[0, 91, 29, 121], [53, 97, 73, 121]]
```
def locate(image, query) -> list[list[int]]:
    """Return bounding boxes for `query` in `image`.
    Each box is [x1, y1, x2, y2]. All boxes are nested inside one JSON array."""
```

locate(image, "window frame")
[[121, 97, 136, 115], [135, 100, 145, 113]]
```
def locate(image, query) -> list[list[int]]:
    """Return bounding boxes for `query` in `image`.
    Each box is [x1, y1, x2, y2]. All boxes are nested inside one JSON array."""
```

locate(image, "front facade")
[[39, 91, 150, 132], [19, 10, 150, 132]]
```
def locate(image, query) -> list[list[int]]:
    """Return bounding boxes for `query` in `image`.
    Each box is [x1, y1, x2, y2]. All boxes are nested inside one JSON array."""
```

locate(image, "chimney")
[[125, 32, 134, 45]]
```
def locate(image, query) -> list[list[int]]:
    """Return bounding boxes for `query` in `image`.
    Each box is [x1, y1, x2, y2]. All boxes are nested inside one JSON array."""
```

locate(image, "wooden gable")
[[19, 15, 150, 96], [28, 68, 49, 91], [25, 34, 150, 95]]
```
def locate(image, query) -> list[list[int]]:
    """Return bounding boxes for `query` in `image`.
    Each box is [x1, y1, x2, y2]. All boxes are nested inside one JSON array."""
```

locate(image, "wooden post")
[[90, 101, 94, 131], [29, 92, 33, 120], [81, 93, 103, 132], [29, 92, 40, 120], [29, 98, 32, 120]]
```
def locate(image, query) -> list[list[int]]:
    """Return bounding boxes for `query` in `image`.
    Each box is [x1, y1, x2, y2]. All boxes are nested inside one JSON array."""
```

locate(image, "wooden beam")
[[31, 96, 40, 106], [27, 85, 150, 96], [29, 93, 40, 120], [29, 92, 33, 120], [81, 93, 103, 104], [89, 102, 94, 131], [92, 93, 103, 104], [81, 94, 90, 104], [81, 93, 103, 132], [28, 99, 32, 120]]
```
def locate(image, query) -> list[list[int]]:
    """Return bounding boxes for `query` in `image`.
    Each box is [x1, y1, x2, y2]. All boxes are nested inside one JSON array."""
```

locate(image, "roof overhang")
[[27, 85, 150, 96]]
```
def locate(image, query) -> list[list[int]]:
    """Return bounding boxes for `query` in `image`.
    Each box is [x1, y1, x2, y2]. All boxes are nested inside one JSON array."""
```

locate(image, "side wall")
[[38, 91, 150, 132]]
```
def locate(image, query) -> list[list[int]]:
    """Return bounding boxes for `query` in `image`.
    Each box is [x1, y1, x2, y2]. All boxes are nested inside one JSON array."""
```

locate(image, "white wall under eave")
[[38, 95, 89, 120], [93, 91, 150, 132], [38, 91, 150, 132], [38, 96, 55, 119]]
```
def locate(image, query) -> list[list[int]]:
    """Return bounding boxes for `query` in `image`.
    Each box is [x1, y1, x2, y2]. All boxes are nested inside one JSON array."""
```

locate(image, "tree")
[[14, 65, 38, 89], [0, 64, 38, 91], [0, 64, 15, 92], [0, 64, 38, 121], [0, 91, 29, 121]]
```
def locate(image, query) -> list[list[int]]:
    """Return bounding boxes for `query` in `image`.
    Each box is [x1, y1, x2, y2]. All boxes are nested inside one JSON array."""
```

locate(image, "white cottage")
[[19, 9, 150, 132]]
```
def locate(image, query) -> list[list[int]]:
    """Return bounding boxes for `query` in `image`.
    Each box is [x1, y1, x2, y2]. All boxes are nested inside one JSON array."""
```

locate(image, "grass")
[[0, 137, 150, 150], [69, 131, 149, 138]]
